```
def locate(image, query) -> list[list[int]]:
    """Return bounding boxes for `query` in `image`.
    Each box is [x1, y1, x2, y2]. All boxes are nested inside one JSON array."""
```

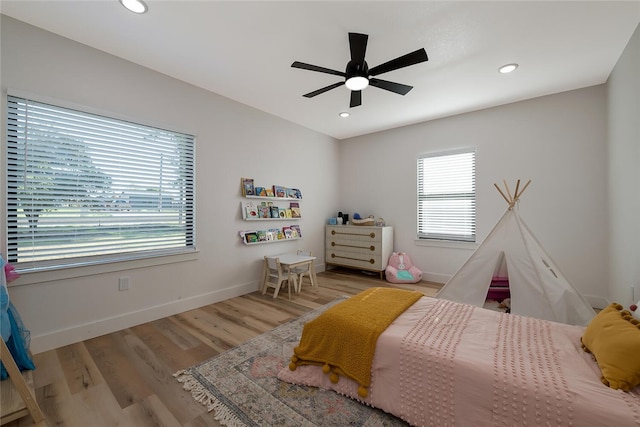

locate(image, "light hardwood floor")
[[2, 268, 441, 427]]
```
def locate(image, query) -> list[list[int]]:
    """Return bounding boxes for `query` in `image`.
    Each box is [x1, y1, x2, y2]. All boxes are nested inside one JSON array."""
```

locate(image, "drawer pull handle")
[[330, 253, 375, 264], [331, 230, 375, 238], [331, 242, 375, 251]]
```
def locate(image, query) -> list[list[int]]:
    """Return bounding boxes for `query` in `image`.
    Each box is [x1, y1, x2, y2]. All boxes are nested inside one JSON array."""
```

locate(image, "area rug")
[[174, 298, 407, 427]]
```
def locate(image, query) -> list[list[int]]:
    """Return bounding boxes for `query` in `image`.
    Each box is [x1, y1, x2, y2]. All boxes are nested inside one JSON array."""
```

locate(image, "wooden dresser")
[[325, 225, 393, 279]]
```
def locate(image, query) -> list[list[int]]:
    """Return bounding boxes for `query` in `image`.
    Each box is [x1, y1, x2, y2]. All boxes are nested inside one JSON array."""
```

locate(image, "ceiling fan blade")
[[349, 33, 368, 65], [350, 90, 362, 108], [368, 48, 428, 76], [303, 82, 344, 98], [292, 61, 346, 77], [369, 78, 413, 95]]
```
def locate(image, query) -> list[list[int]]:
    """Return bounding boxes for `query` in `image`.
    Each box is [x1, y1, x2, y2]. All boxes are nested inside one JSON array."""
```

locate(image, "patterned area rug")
[[174, 298, 407, 427]]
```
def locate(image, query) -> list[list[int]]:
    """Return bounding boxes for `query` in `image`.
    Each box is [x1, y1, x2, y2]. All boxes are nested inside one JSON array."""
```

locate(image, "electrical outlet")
[[118, 277, 130, 291]]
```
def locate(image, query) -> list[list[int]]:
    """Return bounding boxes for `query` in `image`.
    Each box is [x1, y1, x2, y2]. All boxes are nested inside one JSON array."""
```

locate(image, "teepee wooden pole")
[[517, 179, 532, 200], [503, 179, 513, 203], [514, 179, 521, 201], [494, 183, 511, 205]]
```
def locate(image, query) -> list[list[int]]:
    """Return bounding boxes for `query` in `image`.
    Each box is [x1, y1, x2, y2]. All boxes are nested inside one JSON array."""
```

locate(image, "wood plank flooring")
[[2, 268, 441, 427]]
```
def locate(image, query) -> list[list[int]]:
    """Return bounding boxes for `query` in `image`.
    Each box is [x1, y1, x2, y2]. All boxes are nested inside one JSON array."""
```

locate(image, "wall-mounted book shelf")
[[239, 226, 302, 245], [241, 201, 301, 221], [239, 179, 303, 245]]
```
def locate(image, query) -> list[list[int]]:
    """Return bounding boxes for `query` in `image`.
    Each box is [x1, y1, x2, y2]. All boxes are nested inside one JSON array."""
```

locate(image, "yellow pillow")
[[581, 303, 640, 391]]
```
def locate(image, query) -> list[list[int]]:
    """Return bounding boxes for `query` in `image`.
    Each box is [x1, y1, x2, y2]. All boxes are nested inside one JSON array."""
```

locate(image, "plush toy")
[[385, 252, 422, 284]]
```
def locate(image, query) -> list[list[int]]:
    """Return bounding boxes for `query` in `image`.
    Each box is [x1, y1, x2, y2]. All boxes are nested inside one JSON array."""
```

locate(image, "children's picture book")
[[290, 188, 302, 199], [289, 227, 299, 238], [291, 224, 302, 238], [291, 207, 301, 218], [283, 226, 292, 239], [285, 208, 292, 218], [241, 178, 255, 196], [244, 202, 258, 219], [265, 188, 275, 197], [243, 231, 259, 244], [273, 185, 286, 198], [268, 228, 281, 240], [279, 210, 286, 218], [255, 187, 267, 197], [259, 205, 270, 218], [257, 230, 267, 241], [270, 206, 280, 218]]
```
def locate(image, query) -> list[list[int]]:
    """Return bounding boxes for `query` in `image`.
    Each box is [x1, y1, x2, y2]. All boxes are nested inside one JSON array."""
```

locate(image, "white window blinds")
[[6, 95, 195, 270], [417, 149, 476, 242]]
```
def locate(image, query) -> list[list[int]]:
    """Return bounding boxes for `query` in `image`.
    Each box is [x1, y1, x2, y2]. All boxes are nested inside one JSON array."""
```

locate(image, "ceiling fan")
[[291, 32, 428, 108]]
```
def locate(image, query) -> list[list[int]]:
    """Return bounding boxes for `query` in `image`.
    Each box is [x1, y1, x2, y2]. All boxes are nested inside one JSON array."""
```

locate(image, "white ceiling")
[[2, 1, 639, 140]]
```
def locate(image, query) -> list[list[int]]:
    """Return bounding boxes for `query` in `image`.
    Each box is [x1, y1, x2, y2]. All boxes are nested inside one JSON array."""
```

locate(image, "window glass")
[[6, 95, 195, 271], [417, 149, 476, 242]]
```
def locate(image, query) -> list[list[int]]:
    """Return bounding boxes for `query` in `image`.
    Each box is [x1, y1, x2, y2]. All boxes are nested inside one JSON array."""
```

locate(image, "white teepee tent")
[[436, 180, 596, 326]]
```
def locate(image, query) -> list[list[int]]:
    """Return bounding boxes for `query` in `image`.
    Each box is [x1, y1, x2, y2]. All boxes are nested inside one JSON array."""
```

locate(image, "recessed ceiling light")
[[120, 0, 148, 14], [498, 63, 518, 74], [339, 112, 350, 118]]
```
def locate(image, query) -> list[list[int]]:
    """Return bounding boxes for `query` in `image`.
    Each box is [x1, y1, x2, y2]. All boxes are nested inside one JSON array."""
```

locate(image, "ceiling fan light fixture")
[[499, 63, 518, 74], [120, 0, 148, 14], [345, 76, 369, 91]]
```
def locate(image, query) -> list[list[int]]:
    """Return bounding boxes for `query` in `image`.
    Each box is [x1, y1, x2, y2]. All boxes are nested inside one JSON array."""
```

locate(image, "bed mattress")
[[279, 296, 640, 426]]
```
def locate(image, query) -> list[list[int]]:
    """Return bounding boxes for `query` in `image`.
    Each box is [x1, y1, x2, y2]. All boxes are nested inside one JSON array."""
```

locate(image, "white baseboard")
[[422, 272, 450, 285], [30, 281, 258, 354]]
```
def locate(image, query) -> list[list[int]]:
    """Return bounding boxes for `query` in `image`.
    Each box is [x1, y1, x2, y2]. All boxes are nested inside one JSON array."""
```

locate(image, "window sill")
[[8, 250, 199, 286], [414, 239, 478, 250]]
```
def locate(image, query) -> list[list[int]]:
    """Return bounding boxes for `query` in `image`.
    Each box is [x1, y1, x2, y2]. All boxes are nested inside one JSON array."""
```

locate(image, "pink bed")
[[278, 296, 640, 426]]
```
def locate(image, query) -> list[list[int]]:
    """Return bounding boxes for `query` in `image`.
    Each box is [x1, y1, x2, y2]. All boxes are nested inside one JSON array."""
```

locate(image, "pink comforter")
[[278, 297, 640, 426]]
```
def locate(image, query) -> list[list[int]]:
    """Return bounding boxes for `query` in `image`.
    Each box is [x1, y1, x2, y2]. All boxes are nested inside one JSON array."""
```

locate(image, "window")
[[417, 149, 476, 242], [6, 95, 195, 271]]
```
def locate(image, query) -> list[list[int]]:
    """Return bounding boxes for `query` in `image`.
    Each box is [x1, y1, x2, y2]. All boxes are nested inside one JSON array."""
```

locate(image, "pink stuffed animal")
[[385, 252, 422, 284]]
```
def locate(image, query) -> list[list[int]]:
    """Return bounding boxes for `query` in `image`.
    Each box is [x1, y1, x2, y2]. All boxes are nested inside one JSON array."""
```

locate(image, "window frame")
[[417, 148, 476, 243], [4, 93, 197, 274]]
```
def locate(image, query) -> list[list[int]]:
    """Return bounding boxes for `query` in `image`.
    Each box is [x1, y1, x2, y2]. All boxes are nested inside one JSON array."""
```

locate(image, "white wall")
[[339, 86, 609, 305], [607, 23, 640, 307], [1, 16, 340, 353]]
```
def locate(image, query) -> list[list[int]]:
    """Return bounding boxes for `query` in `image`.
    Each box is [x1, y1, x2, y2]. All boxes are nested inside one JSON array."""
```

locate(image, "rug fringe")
[[174, 370, 248, 427]]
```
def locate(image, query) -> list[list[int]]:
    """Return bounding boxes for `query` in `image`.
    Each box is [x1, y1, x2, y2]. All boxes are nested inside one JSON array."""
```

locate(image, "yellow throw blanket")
[[289, 287, 423, 397]]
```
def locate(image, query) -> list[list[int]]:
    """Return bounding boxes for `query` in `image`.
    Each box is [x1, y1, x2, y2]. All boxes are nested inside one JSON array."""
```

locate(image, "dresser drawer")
[[325, 225, 393, 276]]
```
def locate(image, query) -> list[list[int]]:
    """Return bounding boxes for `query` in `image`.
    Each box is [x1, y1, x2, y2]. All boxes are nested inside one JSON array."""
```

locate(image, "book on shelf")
[[244, 202, 258, 219], [257, 230, 267, 242], [241, 178, 255, 196], [289, 226, 299, 238], [289, 202, 299, 208], [291, 207, 301, 218], [273, 185, 286, 198], [279, 210, 286, 218], [268, 228, 282, 240], [265, 188, 275, 197], [270, 206, 280, 218], [259, 205, 270, 218], [243, 231, 259, 244], [283, 226, 292, 239], [290, 224, 302, 238], [288, 188, 302, 199], [255, 187, 267, 197], [285, 208, 292, 218]]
